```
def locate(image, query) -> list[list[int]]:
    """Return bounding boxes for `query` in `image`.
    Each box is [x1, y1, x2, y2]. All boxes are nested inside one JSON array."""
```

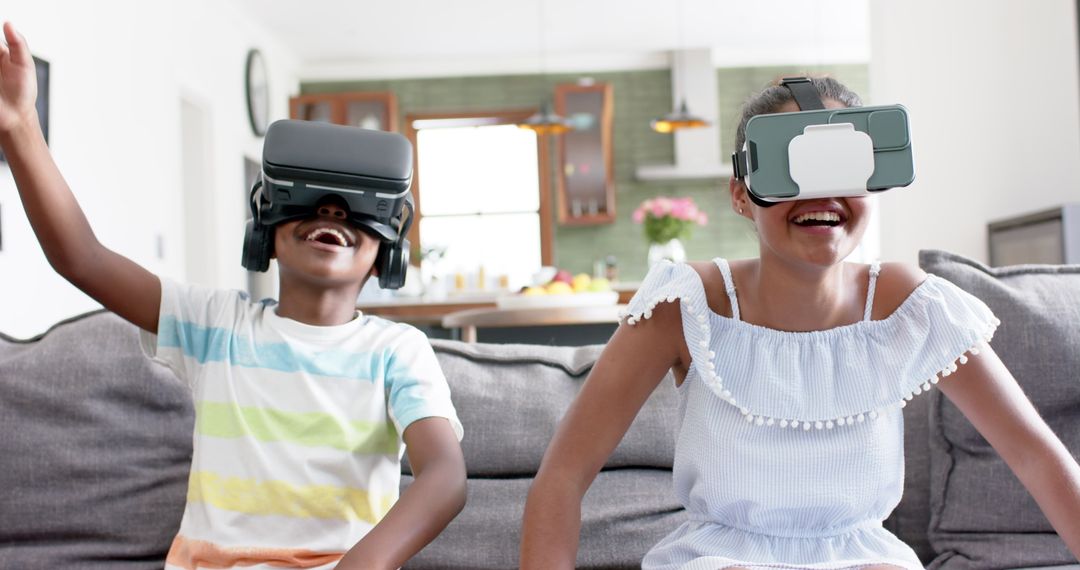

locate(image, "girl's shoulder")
[[627, 259, 726, 321], [870, 261, 928, 321], [686, 260, 734, 319]]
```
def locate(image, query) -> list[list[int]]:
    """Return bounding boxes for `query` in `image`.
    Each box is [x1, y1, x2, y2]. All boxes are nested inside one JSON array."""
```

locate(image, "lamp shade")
[[519, 99, 573, 135], [650, 99, 709, 133]]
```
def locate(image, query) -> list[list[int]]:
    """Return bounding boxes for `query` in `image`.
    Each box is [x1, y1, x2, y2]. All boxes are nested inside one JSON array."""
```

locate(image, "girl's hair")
[[733, 76, 863, 154]]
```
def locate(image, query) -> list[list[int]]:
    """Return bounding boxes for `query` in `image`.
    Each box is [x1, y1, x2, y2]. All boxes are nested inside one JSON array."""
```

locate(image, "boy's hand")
[[0, 22, 38, 134]]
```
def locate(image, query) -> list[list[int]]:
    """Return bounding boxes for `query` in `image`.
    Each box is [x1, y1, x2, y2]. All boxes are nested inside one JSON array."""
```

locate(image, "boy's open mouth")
[[304, 226, 354, 248]]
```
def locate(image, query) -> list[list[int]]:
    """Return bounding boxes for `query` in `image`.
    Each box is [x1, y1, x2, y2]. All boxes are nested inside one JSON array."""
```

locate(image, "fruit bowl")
[[495, 290, 619, 309]]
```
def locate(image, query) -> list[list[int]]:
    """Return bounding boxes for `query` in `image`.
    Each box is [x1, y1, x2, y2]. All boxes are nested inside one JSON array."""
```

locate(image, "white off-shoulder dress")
[[626, 259, 999, 570]]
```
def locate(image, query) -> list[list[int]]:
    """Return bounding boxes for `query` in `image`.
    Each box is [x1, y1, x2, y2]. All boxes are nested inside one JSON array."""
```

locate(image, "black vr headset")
[[242, 120, 415, 289]]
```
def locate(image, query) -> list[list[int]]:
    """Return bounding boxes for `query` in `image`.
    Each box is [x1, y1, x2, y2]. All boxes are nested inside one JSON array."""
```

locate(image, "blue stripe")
[[159, 316, 387, 380], [384, 342, 438, 427], [388, 390, 431, 427]]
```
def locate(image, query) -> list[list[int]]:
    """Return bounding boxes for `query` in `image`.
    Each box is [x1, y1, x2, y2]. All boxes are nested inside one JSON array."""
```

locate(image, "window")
[[408, 112, 552, 290]]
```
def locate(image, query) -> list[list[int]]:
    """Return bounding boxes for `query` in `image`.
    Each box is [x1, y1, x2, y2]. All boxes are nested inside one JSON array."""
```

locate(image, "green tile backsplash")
[[303, 64, 867, 281]]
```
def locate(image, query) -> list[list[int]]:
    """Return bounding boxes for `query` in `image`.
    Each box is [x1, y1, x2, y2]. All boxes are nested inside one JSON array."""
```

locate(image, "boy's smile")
[[299, 219, 358, 252], [278, 216, 378, 264], [273, 200, 382, 291]]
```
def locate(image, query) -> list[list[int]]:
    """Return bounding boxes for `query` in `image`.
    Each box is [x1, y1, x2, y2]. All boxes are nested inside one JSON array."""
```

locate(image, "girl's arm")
[[938, 344, 1080, 557], [0, 22, 161, 333], [336, 417, 466, 570], [520, 300, 687, 569]]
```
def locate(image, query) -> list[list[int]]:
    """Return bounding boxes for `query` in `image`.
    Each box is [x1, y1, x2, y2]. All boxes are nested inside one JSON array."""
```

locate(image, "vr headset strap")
[[780, 77, 825, 111], [732, 143, 756, 180], [732, 77, 825, 181]]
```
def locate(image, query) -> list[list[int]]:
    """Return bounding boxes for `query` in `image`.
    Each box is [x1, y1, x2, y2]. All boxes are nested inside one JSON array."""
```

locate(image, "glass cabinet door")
[[344, 94, 398, 131], [290, 98, 335, 123], [554, 82, 614, 225], [290, 92, 398, 132]]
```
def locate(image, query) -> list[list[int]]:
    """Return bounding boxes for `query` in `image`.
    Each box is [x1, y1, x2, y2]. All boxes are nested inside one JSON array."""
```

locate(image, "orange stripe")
[[166, 535, 344, 569]]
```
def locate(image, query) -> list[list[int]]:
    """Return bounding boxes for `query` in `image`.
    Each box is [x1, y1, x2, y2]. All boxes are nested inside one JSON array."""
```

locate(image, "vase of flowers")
[[632, 197, 708, 267]]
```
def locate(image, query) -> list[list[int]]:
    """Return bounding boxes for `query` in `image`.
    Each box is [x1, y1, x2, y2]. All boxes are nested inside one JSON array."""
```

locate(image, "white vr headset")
[[731, 77, 915, 207]]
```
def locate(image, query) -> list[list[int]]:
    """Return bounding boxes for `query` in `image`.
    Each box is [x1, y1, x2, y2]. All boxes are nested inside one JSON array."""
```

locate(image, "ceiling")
[[229, 0, 869, 80]]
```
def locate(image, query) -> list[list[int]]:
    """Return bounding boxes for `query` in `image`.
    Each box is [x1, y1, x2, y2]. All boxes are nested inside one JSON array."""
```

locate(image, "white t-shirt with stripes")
[[141, 278, 462, 570]]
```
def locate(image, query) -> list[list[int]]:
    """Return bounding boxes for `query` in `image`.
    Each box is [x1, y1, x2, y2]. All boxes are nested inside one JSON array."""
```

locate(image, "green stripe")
[[196, 401, 399, 454]]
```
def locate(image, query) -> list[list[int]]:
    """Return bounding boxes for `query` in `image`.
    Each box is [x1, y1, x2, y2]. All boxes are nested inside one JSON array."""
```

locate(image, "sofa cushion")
[[402, 340, 686, 569], [424, 340, 681, 476], [919, 250, 1080, 569], [403, 470, 687, 569], [0, 311, 194, 569]]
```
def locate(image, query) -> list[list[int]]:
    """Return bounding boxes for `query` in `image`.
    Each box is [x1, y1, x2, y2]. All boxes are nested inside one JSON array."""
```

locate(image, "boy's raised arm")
[[0, 22, 160, 333]]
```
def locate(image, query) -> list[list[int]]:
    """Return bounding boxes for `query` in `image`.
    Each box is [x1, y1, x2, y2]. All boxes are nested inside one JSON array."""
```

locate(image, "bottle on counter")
[[604, 255, 618, 282], [593, 258, 606, 279]]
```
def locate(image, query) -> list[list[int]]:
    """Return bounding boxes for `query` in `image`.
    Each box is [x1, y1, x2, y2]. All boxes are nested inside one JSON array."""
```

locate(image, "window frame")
[[404, 109, 554, 266]]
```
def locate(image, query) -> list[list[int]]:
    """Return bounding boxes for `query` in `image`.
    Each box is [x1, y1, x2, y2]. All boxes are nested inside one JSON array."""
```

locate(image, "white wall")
[[0, 0, 299, 338], [870, 0, 1080, 264]]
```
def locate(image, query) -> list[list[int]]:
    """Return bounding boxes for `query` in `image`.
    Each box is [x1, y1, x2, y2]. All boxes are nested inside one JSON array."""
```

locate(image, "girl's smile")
[[787, 200, 850, 237]]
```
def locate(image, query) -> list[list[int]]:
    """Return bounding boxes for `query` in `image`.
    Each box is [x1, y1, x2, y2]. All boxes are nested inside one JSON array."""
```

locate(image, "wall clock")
[[245, 49, 269, 137]]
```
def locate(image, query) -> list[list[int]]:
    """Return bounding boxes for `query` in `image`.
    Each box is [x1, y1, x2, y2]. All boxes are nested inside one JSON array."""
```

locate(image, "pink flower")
[[634, 196, 708, 242], [651, 198, 670, 217]]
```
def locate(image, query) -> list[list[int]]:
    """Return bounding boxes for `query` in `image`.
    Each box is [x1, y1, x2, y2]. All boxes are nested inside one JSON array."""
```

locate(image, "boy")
[[0, 22, 465, 570]]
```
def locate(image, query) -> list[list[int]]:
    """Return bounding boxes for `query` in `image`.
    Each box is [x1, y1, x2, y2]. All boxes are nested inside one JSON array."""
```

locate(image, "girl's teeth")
[[794, 211, 841, 224]]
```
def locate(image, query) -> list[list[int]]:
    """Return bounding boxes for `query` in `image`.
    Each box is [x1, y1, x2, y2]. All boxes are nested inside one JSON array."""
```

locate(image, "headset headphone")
[[241, 179, 414, 290]]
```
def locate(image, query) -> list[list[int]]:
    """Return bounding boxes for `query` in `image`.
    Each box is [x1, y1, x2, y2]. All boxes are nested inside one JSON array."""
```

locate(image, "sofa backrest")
[[0, 311, 194, 570], [421, 339, 681, 475], [919, 249, 1080, 568], [0, 311, 685, 569]]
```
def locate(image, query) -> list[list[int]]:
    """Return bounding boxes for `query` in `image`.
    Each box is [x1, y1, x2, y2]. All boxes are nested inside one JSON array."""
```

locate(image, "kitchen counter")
[[358, 283, 639, 325]]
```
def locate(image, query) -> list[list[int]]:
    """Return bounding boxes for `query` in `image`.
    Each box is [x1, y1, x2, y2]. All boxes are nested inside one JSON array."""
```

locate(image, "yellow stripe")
[[195, 401, 399, 454], [187, 471, 395, 523]]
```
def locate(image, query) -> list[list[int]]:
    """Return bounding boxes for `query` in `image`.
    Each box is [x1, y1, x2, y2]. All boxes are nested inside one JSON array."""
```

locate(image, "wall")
[[870, 0, 1080, 264], [303, 63, 868, 281], [0, 0, 299, 338]]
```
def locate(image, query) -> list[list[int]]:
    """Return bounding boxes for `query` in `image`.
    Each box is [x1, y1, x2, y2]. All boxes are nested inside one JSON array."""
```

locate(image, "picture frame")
[[0, 56, 49, 163]]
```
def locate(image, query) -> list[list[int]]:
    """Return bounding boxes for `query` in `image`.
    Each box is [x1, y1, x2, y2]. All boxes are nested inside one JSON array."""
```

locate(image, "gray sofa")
[[1, 250, 1077, 569]]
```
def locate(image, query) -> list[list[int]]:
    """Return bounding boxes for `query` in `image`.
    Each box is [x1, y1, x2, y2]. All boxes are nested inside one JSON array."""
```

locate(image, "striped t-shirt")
[[140, 278, 463, 570]]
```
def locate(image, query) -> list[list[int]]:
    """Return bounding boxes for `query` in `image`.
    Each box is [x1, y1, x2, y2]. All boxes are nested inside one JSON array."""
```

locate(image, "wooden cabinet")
[[289, 91, 399, 132], [553, 82, 614, 225]]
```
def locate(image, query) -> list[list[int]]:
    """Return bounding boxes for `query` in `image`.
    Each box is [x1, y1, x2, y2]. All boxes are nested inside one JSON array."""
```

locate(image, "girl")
[[520, 76, 1080, 569]]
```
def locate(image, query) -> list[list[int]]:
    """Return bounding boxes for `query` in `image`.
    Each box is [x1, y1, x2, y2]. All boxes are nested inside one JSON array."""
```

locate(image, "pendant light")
[[518, 0, 572, 135], [519, 99, 573, 135], [650, 100, 708, 133], [650, 0, 709, 134]]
